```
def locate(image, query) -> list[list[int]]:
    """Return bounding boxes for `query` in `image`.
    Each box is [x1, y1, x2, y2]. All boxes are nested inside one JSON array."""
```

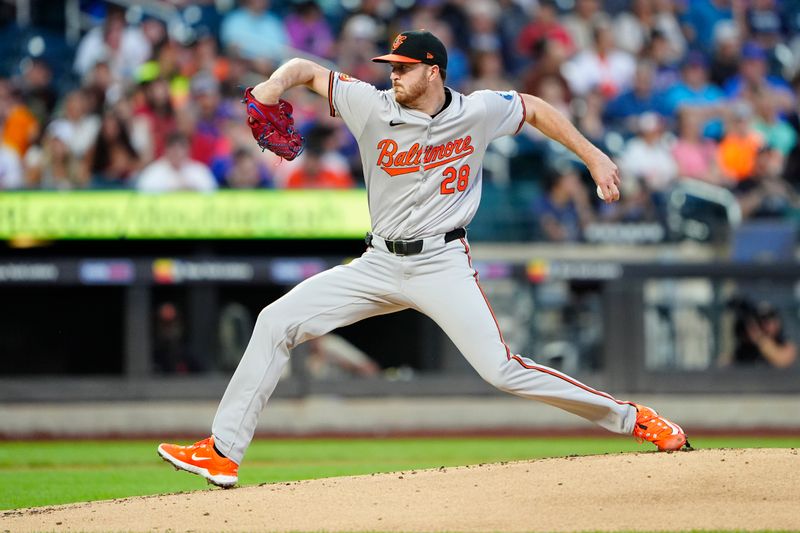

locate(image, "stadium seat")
[[730, 220, 797, 263]]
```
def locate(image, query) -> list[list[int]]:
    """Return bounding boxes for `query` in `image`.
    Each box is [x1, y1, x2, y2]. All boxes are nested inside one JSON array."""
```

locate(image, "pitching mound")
[[3, 448, 799, 532]]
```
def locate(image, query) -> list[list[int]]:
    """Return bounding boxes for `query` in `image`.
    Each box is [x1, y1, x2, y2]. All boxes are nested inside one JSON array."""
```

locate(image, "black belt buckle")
[[376, 228, 465, 256], [388, 239, 415, 255], [386, 238, 423, 255]]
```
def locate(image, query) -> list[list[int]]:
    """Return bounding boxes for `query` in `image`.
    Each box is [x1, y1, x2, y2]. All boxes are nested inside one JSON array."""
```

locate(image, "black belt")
[[365, 228, 466, 256]]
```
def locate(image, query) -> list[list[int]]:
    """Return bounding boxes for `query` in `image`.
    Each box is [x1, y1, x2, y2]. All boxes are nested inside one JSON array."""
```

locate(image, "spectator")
[[422, 0, 471, 53], [495, 0, 538, 72], [86, 109, 140, 189], [561, 0, 605, 52], [640, 28, 682, 92], [464, 51, 514, 94], [734, 146, 797, 219], [662, 51, 725, 138], [681, 0, 733, 53], [520, 37, 572, 101], [613, 0, 658, 57], [140, 16, 168, 52], [575, 89, 610, 150], [721, 299, 797, 368], [723, 42, 794, 113], [745, 0, 785, 63], [24, 119, 87, 190], [671, 108, 727, 185], [189, 32, 232, 88], [464, 0, 503, 56], [215, 147, 273, 189], [135, 39, 193, 108], [73, 5, 151, 81], [532, 164, 595, 242], [153, 302, 194, 374], [752, 86, 797, 157], [185, 72, 232, 167], [334, 14, 385, 87], [709, 21, 742, 88], [82, 61, 116, 115], [604, 61, 666, 134], [305, 334, 381, 380], [652, 0, 687, 62], [285, 0, 335, 60], [618, 112, 679, 197], [220, 0, 288, 72], [0, 141, 23, 189], [718, 101, 764, 181], [18, 58, 58, 127], [283, 126, 354, 189], [418, 0, 470, 53], [136, 132, 217, 192], [59, 89, 102, 159], [131, 77, 178, 163], [0, 80, 39, 158], [517, 0, 575, 61], [561, 20, 636, 99], [536, 76, 572, 121]]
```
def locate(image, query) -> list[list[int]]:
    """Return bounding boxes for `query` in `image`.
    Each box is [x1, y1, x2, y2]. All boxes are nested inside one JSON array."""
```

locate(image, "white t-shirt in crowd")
[[136, 158, 217, 193], [0, 144, 23, 189]]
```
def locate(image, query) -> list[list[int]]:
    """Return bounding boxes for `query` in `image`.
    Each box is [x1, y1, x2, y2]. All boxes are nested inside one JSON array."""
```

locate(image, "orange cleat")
[[632, 404, 691, 452], [157, 436, 238, 488]]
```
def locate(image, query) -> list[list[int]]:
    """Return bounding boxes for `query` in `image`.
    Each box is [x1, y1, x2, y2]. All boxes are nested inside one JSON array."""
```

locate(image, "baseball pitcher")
[[158, 30, 690, 488]]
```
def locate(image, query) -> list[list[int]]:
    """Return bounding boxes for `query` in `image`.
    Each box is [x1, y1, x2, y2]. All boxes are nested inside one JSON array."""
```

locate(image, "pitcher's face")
[[390, 62, 432, 107]]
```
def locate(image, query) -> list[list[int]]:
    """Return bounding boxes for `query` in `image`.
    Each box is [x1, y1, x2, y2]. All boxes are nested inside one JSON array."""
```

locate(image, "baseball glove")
[[242, 87, 304, 161]]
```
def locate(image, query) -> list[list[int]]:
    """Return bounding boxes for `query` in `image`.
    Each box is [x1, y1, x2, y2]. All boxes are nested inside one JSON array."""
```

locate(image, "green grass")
[[1, 436, 798, 510]]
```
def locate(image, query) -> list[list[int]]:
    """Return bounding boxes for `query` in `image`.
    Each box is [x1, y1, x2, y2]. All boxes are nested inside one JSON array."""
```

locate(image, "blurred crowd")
[[2, 0, 800, 241]]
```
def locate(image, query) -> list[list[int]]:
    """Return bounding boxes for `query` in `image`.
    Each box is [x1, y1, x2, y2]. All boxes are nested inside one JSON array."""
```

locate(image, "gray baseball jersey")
[[328, 72, 525, 240], [211, 71, 637, 464]]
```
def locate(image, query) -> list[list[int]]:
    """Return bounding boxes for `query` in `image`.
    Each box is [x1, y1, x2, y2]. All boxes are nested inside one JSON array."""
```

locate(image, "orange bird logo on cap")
[[391, 35, 407, 51]]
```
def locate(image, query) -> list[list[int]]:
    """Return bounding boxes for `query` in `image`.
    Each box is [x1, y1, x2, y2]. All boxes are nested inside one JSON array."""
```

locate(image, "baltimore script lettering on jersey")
[[376, 136, 475, 176]]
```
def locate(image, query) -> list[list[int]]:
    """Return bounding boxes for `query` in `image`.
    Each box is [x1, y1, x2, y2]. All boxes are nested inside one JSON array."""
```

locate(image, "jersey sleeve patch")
[[476, 89, 526, 141]]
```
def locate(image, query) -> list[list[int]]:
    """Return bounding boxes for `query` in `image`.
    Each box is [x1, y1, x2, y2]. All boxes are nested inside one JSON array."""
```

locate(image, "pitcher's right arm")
[[251, 58, 331, 104]]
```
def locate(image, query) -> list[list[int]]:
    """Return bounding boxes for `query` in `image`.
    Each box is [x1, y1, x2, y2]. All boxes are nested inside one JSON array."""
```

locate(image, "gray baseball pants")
[[212, 234, 637, 464]]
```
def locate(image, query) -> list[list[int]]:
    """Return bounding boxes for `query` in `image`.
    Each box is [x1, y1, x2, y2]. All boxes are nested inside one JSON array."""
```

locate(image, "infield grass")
[[1, 436, 798, 510]]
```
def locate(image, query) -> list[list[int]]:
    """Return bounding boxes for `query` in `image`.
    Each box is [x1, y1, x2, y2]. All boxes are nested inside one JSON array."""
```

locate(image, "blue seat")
[[730, 220, 797, 263]]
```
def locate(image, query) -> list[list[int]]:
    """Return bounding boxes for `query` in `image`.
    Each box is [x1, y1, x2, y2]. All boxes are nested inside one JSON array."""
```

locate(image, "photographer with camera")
[[721, 299, 797, 368]]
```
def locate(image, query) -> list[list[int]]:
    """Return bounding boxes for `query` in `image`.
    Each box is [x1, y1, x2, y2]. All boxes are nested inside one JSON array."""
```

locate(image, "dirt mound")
[[3, 448, 799, 532]]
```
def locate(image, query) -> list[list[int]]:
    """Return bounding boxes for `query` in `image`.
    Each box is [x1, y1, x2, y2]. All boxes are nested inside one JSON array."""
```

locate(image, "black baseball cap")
[[372, 30, 448, 70]]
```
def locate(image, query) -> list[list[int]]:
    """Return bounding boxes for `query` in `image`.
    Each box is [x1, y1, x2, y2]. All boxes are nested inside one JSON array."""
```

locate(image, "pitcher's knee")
[[255, 305, 290, 338], [478, 364, 513, 392]]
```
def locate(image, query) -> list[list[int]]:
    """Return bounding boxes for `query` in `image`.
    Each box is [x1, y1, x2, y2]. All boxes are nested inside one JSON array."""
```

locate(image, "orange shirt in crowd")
[[285, 167, 354, 189], [2, 105, 39, 157], [717, 132, 763, 181]]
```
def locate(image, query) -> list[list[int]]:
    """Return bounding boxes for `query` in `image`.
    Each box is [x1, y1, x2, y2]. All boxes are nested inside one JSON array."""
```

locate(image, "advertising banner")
[[0, 190, 371, 240]]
